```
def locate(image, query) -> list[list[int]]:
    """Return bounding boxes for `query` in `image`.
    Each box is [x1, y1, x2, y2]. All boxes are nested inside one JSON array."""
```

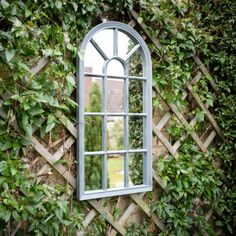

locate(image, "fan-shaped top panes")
[[78, 21, 152, 200], [83, 28, 143, 77]]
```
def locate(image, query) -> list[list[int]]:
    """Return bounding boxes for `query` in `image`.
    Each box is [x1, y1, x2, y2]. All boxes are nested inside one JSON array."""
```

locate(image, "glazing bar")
[[91, 38, 109, 61], [113, 28, 118, 56], [84, 72, 146, 81]]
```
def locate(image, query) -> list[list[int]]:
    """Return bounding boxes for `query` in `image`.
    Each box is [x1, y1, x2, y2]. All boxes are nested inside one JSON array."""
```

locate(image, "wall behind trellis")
[[0, 5, 224, 236]]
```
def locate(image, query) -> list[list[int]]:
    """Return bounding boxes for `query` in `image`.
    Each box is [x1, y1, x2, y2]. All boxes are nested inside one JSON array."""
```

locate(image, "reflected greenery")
[[85, 82, 102, 190]]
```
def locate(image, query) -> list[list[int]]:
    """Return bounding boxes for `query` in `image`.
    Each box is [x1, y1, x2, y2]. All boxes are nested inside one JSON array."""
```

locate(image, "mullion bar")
[[84, 149, 147, 156], [84, 72, 146, 81], [125, 44, 141, 62], [102, 71, 108, 190], [124, 75, 129, 187], [91, 39, 109, 61], [113, 28, 118, 56], [85, 112, 147, 116], [143, 74, 148, 185]]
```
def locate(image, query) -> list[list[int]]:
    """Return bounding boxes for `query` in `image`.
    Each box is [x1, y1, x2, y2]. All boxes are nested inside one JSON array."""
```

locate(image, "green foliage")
[[153, 142, 222, 235], [0, 0, 235, 235], [194, 0, 236, 233], [85, 82, 102, 190]]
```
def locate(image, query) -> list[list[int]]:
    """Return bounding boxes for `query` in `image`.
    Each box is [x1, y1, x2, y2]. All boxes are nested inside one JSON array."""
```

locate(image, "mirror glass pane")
[[92, 29, 113, 59], [107, 79, 124, 113], [85, 115, 102, 152], [128, 50, 143, 77], [106, 59, 124, 76], [85, 77, 102, 112], [129, 153, 144, 186], [108, 154, 124, 188], [129, 80, 143, 113], [107, 116, 124, 150], [85, 155, 103, 191], [117, 31, 133, 59], [84, 42, 104, 74], [129, 116, 143, 149]]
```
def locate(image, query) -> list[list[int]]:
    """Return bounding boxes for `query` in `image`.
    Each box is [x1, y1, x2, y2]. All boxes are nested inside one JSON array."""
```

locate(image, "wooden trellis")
[[0, 9, 223, 236]]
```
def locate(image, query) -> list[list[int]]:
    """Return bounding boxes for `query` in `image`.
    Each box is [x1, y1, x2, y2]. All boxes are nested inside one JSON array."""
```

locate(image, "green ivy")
[[0, 0, 235, 235]]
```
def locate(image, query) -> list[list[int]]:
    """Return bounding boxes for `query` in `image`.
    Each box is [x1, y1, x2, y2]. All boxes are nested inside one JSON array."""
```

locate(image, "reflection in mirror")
[[92, 29, 113, 59], [85, 115, 102, 152], [117, 31, 133, 59], [106, 59, 124, 76], [108, 154, 124, 188], [128, 50, 143, 77], [85, 77, 102, 112], [107, 79, 124, 112], [129, 153, 144, 186], [129, 80, 143, 113], [84, 42, 104, 74], [85, 155, 102, 191], [129, 116, 143, 149], [107, 117, 124, 150]]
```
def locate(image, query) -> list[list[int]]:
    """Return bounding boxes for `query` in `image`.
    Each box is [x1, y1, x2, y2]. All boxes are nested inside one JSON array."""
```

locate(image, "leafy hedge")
[[0, 0, 235, 235]]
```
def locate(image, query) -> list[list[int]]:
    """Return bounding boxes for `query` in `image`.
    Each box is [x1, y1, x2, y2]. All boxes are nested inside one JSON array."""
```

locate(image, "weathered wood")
[[89, 200, 126, 235], [31, 137, 76, 187], [191, 71, 202, 85], [52, 136, 75, 162], [130, 9, 219, 96], [83, 209, 97, 227], [130, 10, 162, 50], [130, 194, 167, 232], [204, 130, 217, 149], [156, 112, 172, 130], [169, 102, 207, 152], [152, 170, 166, 189], [108, 203, 137, 236], [153, 121, 179, 158], [30, 57, 50, 74], [193, 55, 219, 94], [186, 83, 223, 138], [56, 112, 77, 138]]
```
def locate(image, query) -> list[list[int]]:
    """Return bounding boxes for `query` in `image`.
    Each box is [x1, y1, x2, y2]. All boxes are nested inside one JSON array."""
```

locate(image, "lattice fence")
[[0, 9, 223, 236]]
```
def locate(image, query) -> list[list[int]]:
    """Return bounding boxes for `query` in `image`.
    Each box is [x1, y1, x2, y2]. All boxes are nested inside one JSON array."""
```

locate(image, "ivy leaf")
[[72, 2, 78, 11], [65, 74, 75, 86], [0, 205, 11, 222], [137, 17, 143, 24], [24, 124, 33, 137], [1, 0, 9, 9], [0, 161, 6, 173], [5, 48, 15, 62], [46, 114, 56, 133]]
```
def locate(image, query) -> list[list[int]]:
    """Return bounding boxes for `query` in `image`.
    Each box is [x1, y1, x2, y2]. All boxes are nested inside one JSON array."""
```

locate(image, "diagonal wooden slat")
[[186, 83, 223, 138], [130, 9, 219, 94], [152, 122, 179, 158], [130, 194, 167, 232]]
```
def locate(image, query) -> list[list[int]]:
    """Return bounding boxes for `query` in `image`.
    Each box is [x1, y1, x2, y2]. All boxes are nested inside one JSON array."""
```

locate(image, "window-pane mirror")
[[78, 22, 152, 200]]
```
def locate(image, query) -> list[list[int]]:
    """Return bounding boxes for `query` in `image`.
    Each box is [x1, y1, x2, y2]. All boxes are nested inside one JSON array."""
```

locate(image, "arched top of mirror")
[[81, 21, 151, 78]]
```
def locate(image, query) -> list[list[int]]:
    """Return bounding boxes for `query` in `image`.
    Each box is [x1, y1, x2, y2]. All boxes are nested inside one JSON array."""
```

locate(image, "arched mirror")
[[77, 21, 152, 200]]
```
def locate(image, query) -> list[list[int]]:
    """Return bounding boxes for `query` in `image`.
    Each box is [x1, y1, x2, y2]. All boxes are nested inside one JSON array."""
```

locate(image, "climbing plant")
[[0, 0, 235, 235]]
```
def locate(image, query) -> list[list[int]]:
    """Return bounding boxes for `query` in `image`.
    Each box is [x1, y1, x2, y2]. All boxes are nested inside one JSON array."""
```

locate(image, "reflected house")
[[85, 67, 124, 151], [85, 67, 124, 188]]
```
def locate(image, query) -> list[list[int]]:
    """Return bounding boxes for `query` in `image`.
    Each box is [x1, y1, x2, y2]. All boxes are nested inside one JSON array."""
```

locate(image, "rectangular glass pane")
[[85, 77, 102, 112], [127, 50, 143, 77], [107, 116, 124, 150], [85, 155, 102, 191], [129, 80, 143, 113], [85, 115, 102, 152], [129, 153, 144, 186], [107, 78, 124, 112], [129, 116, 143, 149], [107, 154, 124, 189]]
